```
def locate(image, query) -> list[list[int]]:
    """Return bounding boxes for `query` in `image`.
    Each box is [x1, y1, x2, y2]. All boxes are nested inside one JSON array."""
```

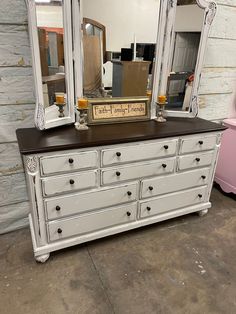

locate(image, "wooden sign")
[[88, 97, 150, 125]]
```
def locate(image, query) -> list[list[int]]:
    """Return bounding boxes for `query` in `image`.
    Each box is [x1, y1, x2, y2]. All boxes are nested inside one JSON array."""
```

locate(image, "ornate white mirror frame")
[[26, 0, 75, 130], [153, 0, 217, 118]]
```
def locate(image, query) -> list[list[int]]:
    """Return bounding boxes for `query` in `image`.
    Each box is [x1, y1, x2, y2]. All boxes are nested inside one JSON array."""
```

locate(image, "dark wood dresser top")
[[16, 117, 226, 155]]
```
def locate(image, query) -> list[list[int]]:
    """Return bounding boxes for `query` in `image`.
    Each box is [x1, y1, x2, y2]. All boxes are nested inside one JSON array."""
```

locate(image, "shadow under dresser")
[[16, 117, 226, 262]]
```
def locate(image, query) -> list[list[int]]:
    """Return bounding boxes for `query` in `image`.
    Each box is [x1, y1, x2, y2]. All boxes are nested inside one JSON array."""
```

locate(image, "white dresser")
[[16, 118, 225, 262]]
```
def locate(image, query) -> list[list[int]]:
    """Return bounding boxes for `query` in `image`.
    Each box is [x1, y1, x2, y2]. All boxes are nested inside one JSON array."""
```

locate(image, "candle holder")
[[155, 95, 167, 123], [55, 92, 66, 118], [75, 98, 89, 131], [55, 102, 66, 118]]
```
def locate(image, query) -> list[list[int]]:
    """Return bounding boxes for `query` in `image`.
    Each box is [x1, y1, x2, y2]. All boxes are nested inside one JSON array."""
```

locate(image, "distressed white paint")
[[199, 69, 236, 95], [0, 0, 28, 25], [0, 202, 29, 235], [0, 67, 34, 105], [0, 104, 34, 142], [210, 5, 236, 40], [0, 173, 28, 207], [0, 143, 23, 175], [0, 25, 31, 67]]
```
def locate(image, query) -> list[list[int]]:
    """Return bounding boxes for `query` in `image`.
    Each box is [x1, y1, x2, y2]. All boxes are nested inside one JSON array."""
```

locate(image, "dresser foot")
[[198, 209, 208, 217], [35, 253, 50, 263]]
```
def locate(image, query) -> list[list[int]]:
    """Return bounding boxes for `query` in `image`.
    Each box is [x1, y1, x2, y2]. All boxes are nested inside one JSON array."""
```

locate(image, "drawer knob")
[[127, 191, 132, 196], [147, 206, 151, 211], [116, 171, 121, 177], [198, 194, 203, 198], [70, 179, 75, 185], [56, 206, 61, 211], [116, 152, 121, 157], [126, 211, 131, 217], [164, 145, 169, 150], [69, 158, 74, 164], [149, 186, 154, 191], [162, 164, 167, 168], [57, 228, 62, 234], [199, 141, 203, 145], [195, 158, 200, 162], [201, 175, 206, 180]]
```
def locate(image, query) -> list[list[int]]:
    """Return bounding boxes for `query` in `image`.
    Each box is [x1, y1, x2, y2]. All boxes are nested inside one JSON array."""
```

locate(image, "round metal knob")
[[116, 171, 121, 177], [56, 206, 61, 211], [198, 194, 203, 198], [199, 140, 203, 145], [126, 211, 131, 217], [147, 206, 151, 211], [164, 145, 169, 150], [127, 191, 132, 196], [162, 164, 167, 168], [201, 175, 206, 180], [149, 186, 153, 191], [69, 158, 74, 164], [195, 158, 200, 162], [57, 228, 62, 234], [116, 152, 121, 157], [70, 179, 75, 185]]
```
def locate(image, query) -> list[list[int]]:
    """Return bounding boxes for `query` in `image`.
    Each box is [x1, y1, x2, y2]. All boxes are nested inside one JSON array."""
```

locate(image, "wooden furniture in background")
[[112, 61, 151, 97], [83, 35, 102, 93], [38, 28, 49, 76]]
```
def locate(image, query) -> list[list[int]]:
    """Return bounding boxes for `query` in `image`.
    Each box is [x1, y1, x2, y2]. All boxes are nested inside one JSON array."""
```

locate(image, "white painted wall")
[[175, 5, 204, 32], [0, 0, 235, 234], [36, 5, 63, 28], [82, 0, 160, 51]]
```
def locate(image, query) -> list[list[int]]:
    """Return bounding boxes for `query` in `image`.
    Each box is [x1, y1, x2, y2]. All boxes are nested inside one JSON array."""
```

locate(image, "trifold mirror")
[[26, 0, 75, 130], [27, 0, 217, 130]]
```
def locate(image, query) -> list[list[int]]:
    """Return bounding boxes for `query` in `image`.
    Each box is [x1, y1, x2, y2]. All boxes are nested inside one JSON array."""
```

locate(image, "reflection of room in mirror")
[[82, 0, 159, 99], [166, 0, 204, 111], [35, 0, 67, 120]]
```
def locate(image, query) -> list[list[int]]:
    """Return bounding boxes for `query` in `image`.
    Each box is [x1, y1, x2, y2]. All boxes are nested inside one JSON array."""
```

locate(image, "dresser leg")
[[35, 253, 50, 263], [198, 209, 208, 217]]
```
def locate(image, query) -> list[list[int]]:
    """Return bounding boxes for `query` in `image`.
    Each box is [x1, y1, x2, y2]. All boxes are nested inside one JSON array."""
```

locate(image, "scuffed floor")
[[0, 187, 235, 314]]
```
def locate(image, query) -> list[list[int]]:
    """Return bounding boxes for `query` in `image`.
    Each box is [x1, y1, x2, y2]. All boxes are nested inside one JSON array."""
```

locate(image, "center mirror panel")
[[165, 0, 204, 111], [81, 0, 160, 100]]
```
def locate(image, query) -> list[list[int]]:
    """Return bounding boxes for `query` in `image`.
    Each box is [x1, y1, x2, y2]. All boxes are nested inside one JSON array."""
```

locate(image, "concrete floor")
[[0, 187, 236, 314]]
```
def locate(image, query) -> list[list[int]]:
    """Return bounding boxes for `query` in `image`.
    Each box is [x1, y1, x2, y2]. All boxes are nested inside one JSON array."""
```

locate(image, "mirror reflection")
[[35, 0, 68, 119], [165, 0, 204, 111], [82, 0, 159, 99]]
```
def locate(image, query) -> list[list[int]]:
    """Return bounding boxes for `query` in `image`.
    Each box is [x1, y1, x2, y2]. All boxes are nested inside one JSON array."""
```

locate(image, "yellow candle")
[[55, 93, 65, 104], [77, 98, 88, 110], [158, 95, 167, 104]]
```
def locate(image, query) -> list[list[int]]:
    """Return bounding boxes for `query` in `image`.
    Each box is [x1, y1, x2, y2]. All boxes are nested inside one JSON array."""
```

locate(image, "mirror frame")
[[26, 0, 75, 130], [154, 0, 217, 118]]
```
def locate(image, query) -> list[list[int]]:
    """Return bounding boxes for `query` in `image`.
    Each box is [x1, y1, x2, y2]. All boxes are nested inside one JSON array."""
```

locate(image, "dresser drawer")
[[101, 139, 178, 166], [40, 150, 98, 175], [47, 203, 137, 242], [180, 134, 217, 154], [101, 158, 176, 185], [141, 168, 210, 199], [42, 171, 98, 197], [178, 151, 214, 171], [140, 186, 207, 219], [45, 183, 138, 220]]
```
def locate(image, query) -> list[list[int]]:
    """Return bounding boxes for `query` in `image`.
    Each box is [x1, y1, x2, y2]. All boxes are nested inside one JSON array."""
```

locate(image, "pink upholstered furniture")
[[215, 118, 236, 194]]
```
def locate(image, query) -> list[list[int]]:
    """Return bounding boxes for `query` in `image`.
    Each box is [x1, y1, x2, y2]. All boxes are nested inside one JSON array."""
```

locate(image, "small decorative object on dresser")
[[156, 95, 167, 123], [16, 118, 226, 262]]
